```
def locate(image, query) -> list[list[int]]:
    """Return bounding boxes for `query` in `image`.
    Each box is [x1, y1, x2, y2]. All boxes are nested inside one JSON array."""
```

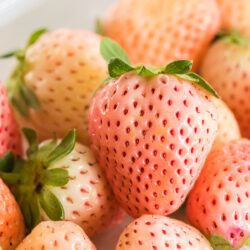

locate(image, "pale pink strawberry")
[[89, 72, 217, 218], [100, 0, 220, 71], [16, 221, 96, 250], [0, 80, 22, 156], [0, 178, 26, 250], [200, 31, 250, 138], [116, 215, 212, 249], [187, 139, 250, 249], [210, 97, 241, 153], [217, 0, 250, 39], [42, 142, 125, 236]]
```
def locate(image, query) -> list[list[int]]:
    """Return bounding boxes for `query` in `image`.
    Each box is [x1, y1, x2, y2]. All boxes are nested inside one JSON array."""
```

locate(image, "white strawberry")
[[0, 128, 124, 236], [16, 221, 96, 250]]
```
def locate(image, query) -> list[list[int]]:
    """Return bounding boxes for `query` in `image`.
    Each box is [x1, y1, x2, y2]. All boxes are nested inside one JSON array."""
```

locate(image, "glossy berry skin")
[[0, 178, 25, 250], [0, 81, 22, 156], [217, 0, 250, 39], [116, 215, 212, 250], [16, 221, 96, 250], [201, 39, 250, 138], [15, 29, 107, 145], [187, 139, 250, 249], [42, 143, 124, 236], [89, 72, 217, 218], [100, 0, 220, 70], [210, 97, 241, 153]]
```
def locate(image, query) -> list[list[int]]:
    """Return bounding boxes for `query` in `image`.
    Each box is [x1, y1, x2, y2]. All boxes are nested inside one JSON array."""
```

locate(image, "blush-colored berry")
[[201, 35, 250, 138], [0, 81, 22, 156], [217, 0, 250, 39], [16, 221, 96, 250], [116, 215, 212, 250], [210, 97, 241, 153], [0, 178, 25, 250], [89, 72, 217, 217], [100, 0, 220, 70], [187, 139, 250, 249]]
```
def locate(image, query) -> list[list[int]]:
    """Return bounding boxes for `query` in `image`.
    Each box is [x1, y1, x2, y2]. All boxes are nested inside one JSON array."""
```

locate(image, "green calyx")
[[0, 128, 77, 230], [0, 28, 48, 117], [216, 30, 250, 46], [207, 234, 250, 250], [96, 37, 218, 98]]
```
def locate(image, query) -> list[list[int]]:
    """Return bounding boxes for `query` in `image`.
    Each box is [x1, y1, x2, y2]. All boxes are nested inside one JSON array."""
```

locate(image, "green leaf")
[[10, 93, 28, 117], [46, 130, 77, 164], [26, 28, 48, 47], [39, 188, 64, 220], [0, 172, 20, 185], [0, 152, 15, 172], [0, 49, 24, 59], [13, 157, 26, 173], [20, 84, 40, 111], [29, 195, 41, 228], [38, 135, 57, 160], [100, 37, 130, 64], [19, 196, 32, 230], [164, 60, 193, 74], [186, 72, 219, 98], [209, 234, 232, 250], [175, 73, 200, 83], [95, 19, 103, 35], [217, 30, 250, 46], [22, 128, 39, 156], [136, 65, 157, 77], [108, 58, 134, 78], [44, 168, 69, 187], [243, 237, 250, 246], [93, 76, 113, 97]]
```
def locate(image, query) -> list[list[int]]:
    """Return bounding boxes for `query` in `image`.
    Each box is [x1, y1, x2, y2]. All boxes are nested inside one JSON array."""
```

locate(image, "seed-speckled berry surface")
[[15, 29, 107, 145], [100, 0, 220, 70], [187, 139, 250, 249], [89, 72, 217, 217], [116, 215, 212, 250], [201, 39, 250, 138]]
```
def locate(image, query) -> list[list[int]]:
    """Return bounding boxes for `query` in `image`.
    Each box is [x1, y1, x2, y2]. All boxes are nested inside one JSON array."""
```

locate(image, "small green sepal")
[[0, 152, 15, 172], [243, 237, 250, 247], [216, 30, 250, 46], [44, 168, 70, 187], [100, 37, 131, 64], [97, 37, 219, 98], [95, 19, 104, 35], [1, 28, 48, 117], [0, 129, 76, 230], [46, 129, 77, 165], [39, 188, 65, 221], [22, 128, 39, 157], [209, 234, 232, 250]]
